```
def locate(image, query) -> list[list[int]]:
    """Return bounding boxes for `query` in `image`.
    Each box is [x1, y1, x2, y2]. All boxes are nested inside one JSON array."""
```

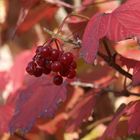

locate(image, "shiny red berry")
[[35, 55, 45, 67], [34, 67, 43, 77], [70, 61, 77, 69], [45, 60, 52, 69], [26, 61, 37, 75], [53, 75, 63, 85], [64, 52, 73, 64], [41, 46, 51, 57], [50, 49, 60, 61], [51, 61, 62, 72], [43, 67, 51, 75], [59, 66, 69, 77], [60, 52, 74, 65], [36, 45, 43, 54], [60, 55, 68, 65], [67, 70, 76, 79]]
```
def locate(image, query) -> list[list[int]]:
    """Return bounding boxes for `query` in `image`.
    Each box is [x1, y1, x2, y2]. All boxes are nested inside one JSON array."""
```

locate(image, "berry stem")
[[44, 28, 80, 46], [54, 39, 63, 51], [42, 38, 54, 47]]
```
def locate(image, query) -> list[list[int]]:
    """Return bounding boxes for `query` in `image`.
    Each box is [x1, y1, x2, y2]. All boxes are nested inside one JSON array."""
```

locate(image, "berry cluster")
[[26, 39, 77, 85]]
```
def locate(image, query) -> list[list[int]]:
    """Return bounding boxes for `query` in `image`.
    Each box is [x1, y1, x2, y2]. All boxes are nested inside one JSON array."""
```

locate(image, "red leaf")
[[81, 13, 109, 63], [119, 55, 138, 69], [9, 75, 66, 133], [65, 91, 99, 132], [101, 100, 140, 139], [68, 17, 88, 39], [132, 62, 140, 86], [0, 105, 14, 133], [100, 104, 127, 140], [0, 93, 18, 133], [107, 0, 140, 41], [8, 50, 33, 92], [0, 72, 8, 91], [38, 113, 68, 134], [82, 0, 140, 63], [20, 0, 40, 8], [16, 4, 58, 34], [82, 0, 94, 6]]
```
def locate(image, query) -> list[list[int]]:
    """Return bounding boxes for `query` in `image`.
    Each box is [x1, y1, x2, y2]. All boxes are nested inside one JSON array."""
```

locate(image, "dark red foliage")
[[0, 72, 9, 91], [0, 104, 15, 133], [66, 90, 99, 132], [20, 0, 40, 8], [82, 0, 140, 63], [67, 17, 88, 39], [9, 75, 66, 133], [81, 13, 108, 63], [101, 100, 140, 140], [16, 3, 58, 34], [132, 62, 140, 86], [9, 50, 33, 92]]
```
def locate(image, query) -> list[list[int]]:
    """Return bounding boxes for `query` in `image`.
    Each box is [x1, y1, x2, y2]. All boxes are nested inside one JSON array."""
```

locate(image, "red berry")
[[60, 55, 68, 65], [35, 55, 45, 67], [64, 52, 73, 64], [34, 67, 43, 77], [26, 61, 37, 75], [67, 70, 76, 79], [36, 45, 43, 54], [50, 49, 60, 61], [70, 61, 77, 69], [51, 61, 62, 72], [53, 75, 63, 85], [45, 60, 52, 69], [43, 67, 51, 75], [41, 46, 51, 58], [59, 66, 69, 77], [60, 52, 74, 65]]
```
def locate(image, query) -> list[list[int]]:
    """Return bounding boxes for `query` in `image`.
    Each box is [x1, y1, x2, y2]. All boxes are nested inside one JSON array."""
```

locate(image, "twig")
[[87, 115, 113, 131], [102, 38, 112, 58], [79, 115, 113, 139], [97, 52, 132, 79], [43, 28, 79, 45]]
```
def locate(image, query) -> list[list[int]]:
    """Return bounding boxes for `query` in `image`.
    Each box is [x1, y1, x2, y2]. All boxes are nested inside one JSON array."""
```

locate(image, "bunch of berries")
[[26, 39, 77, 85]]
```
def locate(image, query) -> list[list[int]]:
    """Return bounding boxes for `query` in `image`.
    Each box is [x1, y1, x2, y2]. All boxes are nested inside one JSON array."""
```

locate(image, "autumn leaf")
[[101, 100, 140, 139], [20, 0, 40, 9], [82, 0, 140, 63], [16, 3, 58, 34], [81, 13, 109, 63], [65, 90, 99, 132], [9, 75, 67, 133], [8, 50, 33, 92]]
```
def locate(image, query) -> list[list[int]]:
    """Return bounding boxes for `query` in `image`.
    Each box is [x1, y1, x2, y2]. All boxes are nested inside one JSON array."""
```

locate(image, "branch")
[[79, 115, 113, 139], [97, 52, 132, 79], [87, 115, 113, 131], [102, 38, 112, 58]]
